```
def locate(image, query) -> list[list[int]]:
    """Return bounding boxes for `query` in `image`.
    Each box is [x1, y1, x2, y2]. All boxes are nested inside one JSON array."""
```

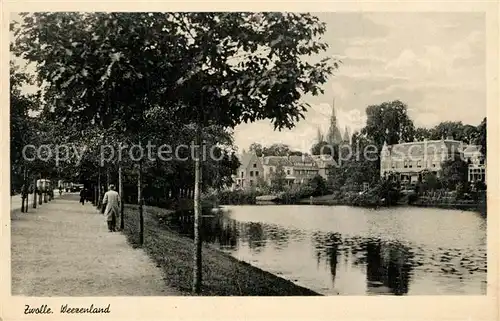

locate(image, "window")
[[250, 171, 254, 177], [392, 163, 395, 169], [287, 169, 291, 175], [253, 163, 257, 168], [417, 160, 421, 168], [240, 171, 244, 178], [404, 160, 408, 168], [250, 180, 254, 186], [255, 171, 259, 176], [270, 167, 274, 173]]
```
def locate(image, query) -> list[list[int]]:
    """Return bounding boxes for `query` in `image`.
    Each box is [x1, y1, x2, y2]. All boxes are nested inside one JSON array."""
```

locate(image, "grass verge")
[[122, 204, 321, 296]]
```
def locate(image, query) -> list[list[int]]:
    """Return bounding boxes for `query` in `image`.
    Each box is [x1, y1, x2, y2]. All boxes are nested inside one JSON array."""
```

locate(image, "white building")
[[380, 136, 486, 184]]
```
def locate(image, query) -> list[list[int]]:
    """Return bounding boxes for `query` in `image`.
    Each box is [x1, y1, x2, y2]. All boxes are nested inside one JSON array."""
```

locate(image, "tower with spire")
[[342, 126, 351, 144], [326, 98, 343, 146]]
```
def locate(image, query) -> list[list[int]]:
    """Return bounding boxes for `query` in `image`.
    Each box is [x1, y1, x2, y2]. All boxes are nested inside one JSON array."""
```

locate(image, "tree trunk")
[[192, 123, 202, 294], [97, 168, 101, 208], [138, 161, 144, 245], [94, 185, 98, 206], [106, 166, 110, 189], [21, 168, 26, 213], [119, 163, 124, 230], [38, 181, 43, 205], [33, 177, 37, 208], [25, 189, 29, 213]]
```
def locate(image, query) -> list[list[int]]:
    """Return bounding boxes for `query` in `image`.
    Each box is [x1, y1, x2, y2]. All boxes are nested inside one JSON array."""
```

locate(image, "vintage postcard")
[[1, 1, 498, 320]]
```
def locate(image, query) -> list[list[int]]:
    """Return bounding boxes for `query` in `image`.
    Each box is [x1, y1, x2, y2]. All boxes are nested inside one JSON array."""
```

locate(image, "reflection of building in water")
[[365, 240, 414, 295]]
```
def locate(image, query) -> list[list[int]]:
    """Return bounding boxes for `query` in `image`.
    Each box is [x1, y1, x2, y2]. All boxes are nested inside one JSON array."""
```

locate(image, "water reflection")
[[165, 206, 486, 295], [245, 222, 266, 252]]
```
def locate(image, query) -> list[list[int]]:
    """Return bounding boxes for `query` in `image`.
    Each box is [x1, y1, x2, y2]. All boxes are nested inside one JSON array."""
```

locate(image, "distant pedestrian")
[[80, 188, 86, 205], [102, 184, 121, 232]]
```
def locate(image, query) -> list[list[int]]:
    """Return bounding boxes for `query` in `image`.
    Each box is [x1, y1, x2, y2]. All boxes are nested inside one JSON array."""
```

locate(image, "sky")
[[233, 12, 486, 153]]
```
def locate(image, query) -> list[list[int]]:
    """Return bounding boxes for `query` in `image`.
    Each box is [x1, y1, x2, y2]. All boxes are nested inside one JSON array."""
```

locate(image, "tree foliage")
[[269, 163, 287, 192], [361, 100, 415, 150], [440, 158, 469, 190], [12, 12, 335, 202]]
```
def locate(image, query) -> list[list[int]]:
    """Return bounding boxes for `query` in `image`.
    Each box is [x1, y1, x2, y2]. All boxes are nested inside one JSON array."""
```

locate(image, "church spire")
[[327, 97, 343, 145], [316, 127, 324, 143], [343, 126, 350, 143]]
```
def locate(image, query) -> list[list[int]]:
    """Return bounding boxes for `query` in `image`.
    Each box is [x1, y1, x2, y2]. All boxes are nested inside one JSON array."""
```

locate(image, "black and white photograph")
[[3, 2, 498, 320]]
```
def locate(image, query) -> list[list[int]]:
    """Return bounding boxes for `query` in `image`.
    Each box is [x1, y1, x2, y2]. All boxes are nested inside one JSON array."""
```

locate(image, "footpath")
[[10, 194, 182, 296]]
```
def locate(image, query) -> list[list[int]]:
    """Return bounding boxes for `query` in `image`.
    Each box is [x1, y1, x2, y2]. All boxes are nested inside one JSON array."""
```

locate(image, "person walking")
[[79, 188, 86, 205], [102, 184, 121, 232]]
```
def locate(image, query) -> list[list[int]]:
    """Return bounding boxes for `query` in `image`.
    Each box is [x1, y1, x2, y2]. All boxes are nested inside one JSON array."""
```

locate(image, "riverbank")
[[122, 204, 321, 296], [299, 194, 486, 213]]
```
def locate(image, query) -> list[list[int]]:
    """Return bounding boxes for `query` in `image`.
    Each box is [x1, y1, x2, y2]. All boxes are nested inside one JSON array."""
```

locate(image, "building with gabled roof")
[[232, 152, 264, 190]]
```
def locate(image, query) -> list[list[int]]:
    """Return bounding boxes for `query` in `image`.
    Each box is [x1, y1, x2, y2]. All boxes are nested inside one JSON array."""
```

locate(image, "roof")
[[238, 152, 258, 169], [462, 144, 482, 154], [262, 156, 293, 167], [386, 139, 463, 157], [288, 155, 316, 164]]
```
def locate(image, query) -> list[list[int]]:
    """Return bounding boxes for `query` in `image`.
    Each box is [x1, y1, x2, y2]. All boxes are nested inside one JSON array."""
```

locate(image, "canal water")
[[166, 205, 487, 295]]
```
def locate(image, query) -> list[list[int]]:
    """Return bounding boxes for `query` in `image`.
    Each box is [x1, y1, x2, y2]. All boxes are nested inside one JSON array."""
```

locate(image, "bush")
[[214, 190, 259, 205], [306, 175, 328, 197], [280, 184, 314, 204]]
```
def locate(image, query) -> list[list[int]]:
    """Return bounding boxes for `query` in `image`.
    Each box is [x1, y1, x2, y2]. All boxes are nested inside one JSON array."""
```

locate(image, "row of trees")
[[247, 142, 305, 157], [11, 12, 336, 293]]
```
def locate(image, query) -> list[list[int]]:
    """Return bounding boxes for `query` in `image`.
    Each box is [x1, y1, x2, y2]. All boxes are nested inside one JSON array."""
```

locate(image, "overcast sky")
[[233, 12, 486, 153]]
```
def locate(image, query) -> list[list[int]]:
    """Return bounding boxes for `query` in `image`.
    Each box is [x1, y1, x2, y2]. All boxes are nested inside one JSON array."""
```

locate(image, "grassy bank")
[[122, 204, 320, 296]]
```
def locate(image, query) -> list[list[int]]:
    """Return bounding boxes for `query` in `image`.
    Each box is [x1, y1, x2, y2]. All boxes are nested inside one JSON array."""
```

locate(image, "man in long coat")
[[102, 184, 121, 232]]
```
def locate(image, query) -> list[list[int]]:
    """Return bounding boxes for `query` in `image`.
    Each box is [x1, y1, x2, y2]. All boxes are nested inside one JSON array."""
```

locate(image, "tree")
[[256, 176, 270, 193], [263, 143, 291, 157], [306, 174, 327, 196], [425, 171, 440, 191], [316, 127, 324, 143], [311, 140, 334, 155], [289, 150, 303, 156], [248, 143, 263, 157], [270, 163, 287, 192], [13, 12, 336, 294], [430, 121, 478, 142], [414, 127, 432, 141], [10, 62, 41, 194], [475, 117, 486, 157], [362, 100, 415, 150], [441, 158, 468, 191]]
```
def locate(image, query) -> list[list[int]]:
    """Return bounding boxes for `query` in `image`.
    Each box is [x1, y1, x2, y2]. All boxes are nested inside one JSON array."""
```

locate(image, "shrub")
[[214, 190, 259, 205]]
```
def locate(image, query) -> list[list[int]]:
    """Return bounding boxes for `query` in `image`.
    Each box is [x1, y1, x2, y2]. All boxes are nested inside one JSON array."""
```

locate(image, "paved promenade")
[[11, 194, 182, 296]]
